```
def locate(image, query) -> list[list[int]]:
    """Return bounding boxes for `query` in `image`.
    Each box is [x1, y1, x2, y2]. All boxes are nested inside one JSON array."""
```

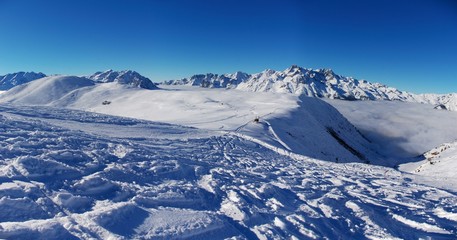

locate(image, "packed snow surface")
[[1, 105, 456, 239]]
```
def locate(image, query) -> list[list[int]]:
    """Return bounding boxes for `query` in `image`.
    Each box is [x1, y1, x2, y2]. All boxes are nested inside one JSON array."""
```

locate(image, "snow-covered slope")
[[0, 71, 46, 90], [0, 105, 456, 239], [0, 82, 382, 165], [426, 93, 457, 111], [88, 70, 157, 90], [2, 75, 456, 167], [0, 75, 94, 105], [399, 141, 457, 178], [162, 65, 457, 111]]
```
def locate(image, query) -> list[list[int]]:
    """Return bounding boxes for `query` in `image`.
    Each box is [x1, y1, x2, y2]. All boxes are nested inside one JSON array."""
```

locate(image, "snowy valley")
[[0, 68, 456, 239]]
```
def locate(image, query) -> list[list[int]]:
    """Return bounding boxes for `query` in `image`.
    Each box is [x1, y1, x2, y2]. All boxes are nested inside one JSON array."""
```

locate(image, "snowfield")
[[0, 79, 385, 165], [1, 105, 457, 239], [0, 76, 457, 239]]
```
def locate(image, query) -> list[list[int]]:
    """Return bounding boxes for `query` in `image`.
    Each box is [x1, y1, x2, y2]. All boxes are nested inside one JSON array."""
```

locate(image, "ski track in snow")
[[0, 105, 456, 239]]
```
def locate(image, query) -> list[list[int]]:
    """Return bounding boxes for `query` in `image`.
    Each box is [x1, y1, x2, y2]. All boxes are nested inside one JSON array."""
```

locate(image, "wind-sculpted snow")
[[0, 105, 456, 239]]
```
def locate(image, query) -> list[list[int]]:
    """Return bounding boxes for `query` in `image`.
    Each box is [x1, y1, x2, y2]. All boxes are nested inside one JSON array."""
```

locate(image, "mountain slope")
[[0, 72, 46, 90], [162, 65, 457, 111], [163, 71, 250, 88], [0, 75, 94, 105], [399, 141, 457, 178], [0, 105, 456, 239], [0, 81, 382, 165], [425, 93, 457, 111], [88, 70, 157, 90]]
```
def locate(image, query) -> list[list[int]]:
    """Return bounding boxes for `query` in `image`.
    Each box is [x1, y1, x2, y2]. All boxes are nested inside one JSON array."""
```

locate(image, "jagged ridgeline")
[[162, 65, 457, 111]]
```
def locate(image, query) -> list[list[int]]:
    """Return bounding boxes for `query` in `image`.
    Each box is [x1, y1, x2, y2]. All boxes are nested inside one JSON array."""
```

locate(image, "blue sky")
[[0, 0, 456, 93]]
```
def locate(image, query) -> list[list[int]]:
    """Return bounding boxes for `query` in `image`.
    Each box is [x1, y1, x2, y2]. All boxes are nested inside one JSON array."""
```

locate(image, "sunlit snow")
[[0, 75, 456, 239]]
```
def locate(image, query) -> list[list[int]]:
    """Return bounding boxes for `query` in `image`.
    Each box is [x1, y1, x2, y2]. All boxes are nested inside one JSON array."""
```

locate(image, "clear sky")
[[0, 0, 456, 93]]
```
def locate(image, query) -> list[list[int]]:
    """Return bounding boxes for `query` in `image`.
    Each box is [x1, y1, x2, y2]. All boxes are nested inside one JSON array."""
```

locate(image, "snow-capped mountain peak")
[[225, 71, 250, 81], [88, 70, 157, 89], [162, 65, 457, 111], [0, 71, 46, 90], [162, 71, 251, 88]]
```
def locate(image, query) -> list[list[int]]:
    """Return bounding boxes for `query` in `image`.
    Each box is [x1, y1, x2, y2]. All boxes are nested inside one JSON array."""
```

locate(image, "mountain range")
[[0, 70, 157, 91], [0, 66, 455, 110], [162, 65, 457, 111], [1, 67, 456, 238], [0, 71, 46, 90]]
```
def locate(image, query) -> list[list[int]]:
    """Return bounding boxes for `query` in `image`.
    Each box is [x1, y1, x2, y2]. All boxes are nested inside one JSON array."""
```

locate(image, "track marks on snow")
[[0, 106, 456, 239]]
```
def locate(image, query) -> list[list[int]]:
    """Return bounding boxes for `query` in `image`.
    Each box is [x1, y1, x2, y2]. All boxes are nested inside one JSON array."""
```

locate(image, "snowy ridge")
[[162, 65, 457, 110], [0, 83, 382, 165], [424, 93, 457, 111], [162, 71, 250, 89], [88, 70, 157, 90], [0, 71, 46, 90], [0, 105, 456, 239], [0, 75, 95, 105]]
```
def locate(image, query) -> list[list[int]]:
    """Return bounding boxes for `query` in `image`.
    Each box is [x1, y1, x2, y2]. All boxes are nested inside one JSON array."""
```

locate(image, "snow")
[[0, 104, 456, 239], [434, 207, 457, 221], [162, 72, 249, 88], [1, 82, 387, 165], [0, 71, 46, 90], [0, 75, 95, 105], [399, 141, 457, 179], [391, 214, 451, 234], [0, 74, 457, 238], [88, 70, 157, 90], [162, 65, 457, 111]]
